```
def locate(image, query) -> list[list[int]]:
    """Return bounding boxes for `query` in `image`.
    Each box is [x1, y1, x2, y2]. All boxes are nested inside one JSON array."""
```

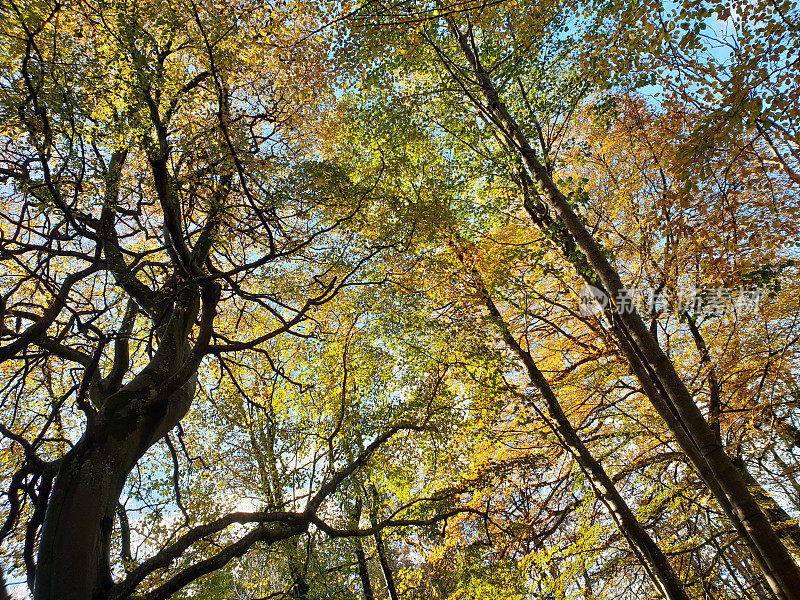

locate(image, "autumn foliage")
[[0, 0, 799, 599]]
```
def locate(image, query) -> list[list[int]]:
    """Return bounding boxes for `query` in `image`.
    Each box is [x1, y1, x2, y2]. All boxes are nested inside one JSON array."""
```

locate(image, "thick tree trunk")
[[34, 377, 195, 600], [0, 567, 11, 600], [734, 458, 800, 566], [34, 439, 136, 600], [290, 568, 310, 600], [443, 19, 800, 600]]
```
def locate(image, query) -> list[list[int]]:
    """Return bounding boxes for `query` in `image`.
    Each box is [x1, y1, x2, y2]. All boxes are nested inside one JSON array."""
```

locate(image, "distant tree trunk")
[[367, 490, 399, 600], [355, 538, 376, 600], [351, 497, 376, 600], [287, 537, 309, 600]]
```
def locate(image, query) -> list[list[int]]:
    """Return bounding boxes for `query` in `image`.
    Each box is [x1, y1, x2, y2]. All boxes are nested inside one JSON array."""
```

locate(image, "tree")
[[0, 0, 454, 598], [431, 11, 800, 599], [330, 0, 800, 596], [2, 0, 800, 598]]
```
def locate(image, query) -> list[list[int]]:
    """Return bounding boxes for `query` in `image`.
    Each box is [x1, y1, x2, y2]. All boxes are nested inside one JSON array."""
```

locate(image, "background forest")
[[0, 0, 799, 599]]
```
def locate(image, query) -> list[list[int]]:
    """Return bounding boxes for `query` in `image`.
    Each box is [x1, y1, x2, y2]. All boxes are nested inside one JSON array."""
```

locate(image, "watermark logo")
[[578, 285, 763, 316], [578, 285, 609, 315]]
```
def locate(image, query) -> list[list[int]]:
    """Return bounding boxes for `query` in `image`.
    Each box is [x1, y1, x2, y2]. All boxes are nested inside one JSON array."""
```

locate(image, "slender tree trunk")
[[373, 530, 399, 600], [367, 487, 399, 600], [115, 503, 133, 573], [442, 18, 800, 600], [355, 538, 376, 600], [351, 497, 376, 600], [467, 263, 690, 600]]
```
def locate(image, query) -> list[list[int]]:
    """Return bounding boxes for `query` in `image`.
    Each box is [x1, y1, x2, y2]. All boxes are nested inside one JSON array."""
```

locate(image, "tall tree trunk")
[[467, 263, 690, 600], [367, 491, 399, 600], [290, 565, 310, 600], [442, 18, 800, 600], [734, 458, 800, 566], [684, 313, 800, 566], [351, 497, 376, 600]]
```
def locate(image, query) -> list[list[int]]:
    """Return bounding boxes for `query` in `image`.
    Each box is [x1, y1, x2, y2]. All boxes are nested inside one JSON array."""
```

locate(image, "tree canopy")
[[0, 0, 799, 599]]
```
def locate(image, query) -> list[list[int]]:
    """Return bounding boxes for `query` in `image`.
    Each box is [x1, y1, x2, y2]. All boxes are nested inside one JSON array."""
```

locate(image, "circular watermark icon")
[[578, 284, 609, 316]]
